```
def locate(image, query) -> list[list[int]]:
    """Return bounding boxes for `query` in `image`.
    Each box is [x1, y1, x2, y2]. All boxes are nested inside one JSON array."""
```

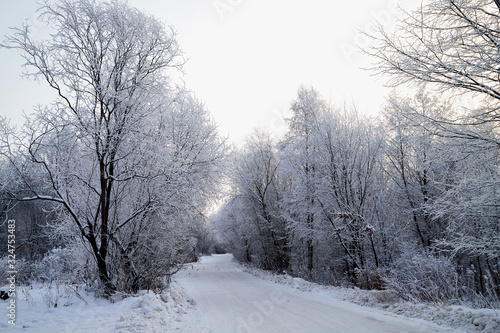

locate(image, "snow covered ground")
[[0, 280, 194, 332], [241, 260, 500, 333], [175, 254, 448, 332], [1, 253, 498, 332]]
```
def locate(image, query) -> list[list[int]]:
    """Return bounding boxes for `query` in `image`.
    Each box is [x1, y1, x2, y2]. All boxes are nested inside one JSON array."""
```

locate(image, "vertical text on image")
[[6, 219, 16, 326]]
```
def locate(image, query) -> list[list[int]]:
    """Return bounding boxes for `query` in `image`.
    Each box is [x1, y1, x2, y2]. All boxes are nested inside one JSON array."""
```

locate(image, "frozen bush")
[[32, 243, 96, 284], [355, 267, 389, 290], [389, 251, 459, 303], [0, 256, 33, 285]]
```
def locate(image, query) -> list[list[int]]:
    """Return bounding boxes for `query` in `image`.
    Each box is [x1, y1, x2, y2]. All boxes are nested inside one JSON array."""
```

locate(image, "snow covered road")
[[175, 254, 449, 333]]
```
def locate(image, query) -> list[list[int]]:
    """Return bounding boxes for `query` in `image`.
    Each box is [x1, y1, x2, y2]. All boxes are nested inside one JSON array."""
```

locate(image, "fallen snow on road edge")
[[242, 264, 500, 333], [0, 281, 195, 332]]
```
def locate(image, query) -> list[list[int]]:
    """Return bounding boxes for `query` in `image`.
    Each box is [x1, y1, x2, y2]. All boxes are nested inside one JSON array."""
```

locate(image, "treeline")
[[213, 87, 500, 305]]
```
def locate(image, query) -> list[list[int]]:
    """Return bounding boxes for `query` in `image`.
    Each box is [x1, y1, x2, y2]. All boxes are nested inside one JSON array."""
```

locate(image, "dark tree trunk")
[[85, 231, 116, 295]]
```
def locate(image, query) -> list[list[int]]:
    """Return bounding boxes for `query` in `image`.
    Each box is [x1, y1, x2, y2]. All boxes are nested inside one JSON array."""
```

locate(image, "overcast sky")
[[0, 0, 416, 146]]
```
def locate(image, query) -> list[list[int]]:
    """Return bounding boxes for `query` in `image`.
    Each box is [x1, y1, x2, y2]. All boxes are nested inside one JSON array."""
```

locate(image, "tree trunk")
[[307, 239, 314, 272], [97, 255, 116, 295], [86, 231, 116, 295]]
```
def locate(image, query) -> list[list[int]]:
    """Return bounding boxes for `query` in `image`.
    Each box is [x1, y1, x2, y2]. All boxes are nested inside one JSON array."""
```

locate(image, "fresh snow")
[[174, 254, 448, 333], [1, 253, 498, 332], [0, 281, 193, 332], [240, 260, 500, 332]]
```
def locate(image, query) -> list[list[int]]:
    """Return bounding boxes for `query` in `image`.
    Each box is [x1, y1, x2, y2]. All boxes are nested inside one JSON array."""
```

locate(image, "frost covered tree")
[[279, 86, 326, 277], [367, 0, 500, 153], [312, 103, 385, 284], [1, 0, 226, 294], [382, 90, 500, 298], [367, 0, 500, 297], [0, 134, 54, 262], [429, 121, 500, 296], [368, 0, 500, 101], [217, 130, 288, 270], [278, 87, 386, 284], [383, 91, 455, 248], [214, 87, 389, 285]]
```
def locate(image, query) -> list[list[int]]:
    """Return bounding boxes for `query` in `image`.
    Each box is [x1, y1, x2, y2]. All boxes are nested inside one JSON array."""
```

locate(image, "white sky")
[[0, 0, 417, 146]]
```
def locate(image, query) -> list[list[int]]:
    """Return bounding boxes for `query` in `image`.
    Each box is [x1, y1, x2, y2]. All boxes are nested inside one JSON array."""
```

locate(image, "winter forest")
[[0, 0, 499, 331]]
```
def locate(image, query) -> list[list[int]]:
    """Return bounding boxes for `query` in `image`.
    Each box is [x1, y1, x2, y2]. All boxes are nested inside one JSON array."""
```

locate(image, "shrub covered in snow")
[[389, 251, 459, 303], [32, 245, 96, 284], [0, 256, 32, 285], [355, 267, 389, 291]]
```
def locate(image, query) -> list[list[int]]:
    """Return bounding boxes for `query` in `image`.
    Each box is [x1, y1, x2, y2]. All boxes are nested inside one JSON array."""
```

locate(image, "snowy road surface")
[[175, 254, 449, 333]]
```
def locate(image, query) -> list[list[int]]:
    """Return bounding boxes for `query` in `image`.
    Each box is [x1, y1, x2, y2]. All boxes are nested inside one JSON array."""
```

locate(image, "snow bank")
[[0, 282, 194, 332], [243, 265, 500, 333], [116, 282, 195, 333]]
